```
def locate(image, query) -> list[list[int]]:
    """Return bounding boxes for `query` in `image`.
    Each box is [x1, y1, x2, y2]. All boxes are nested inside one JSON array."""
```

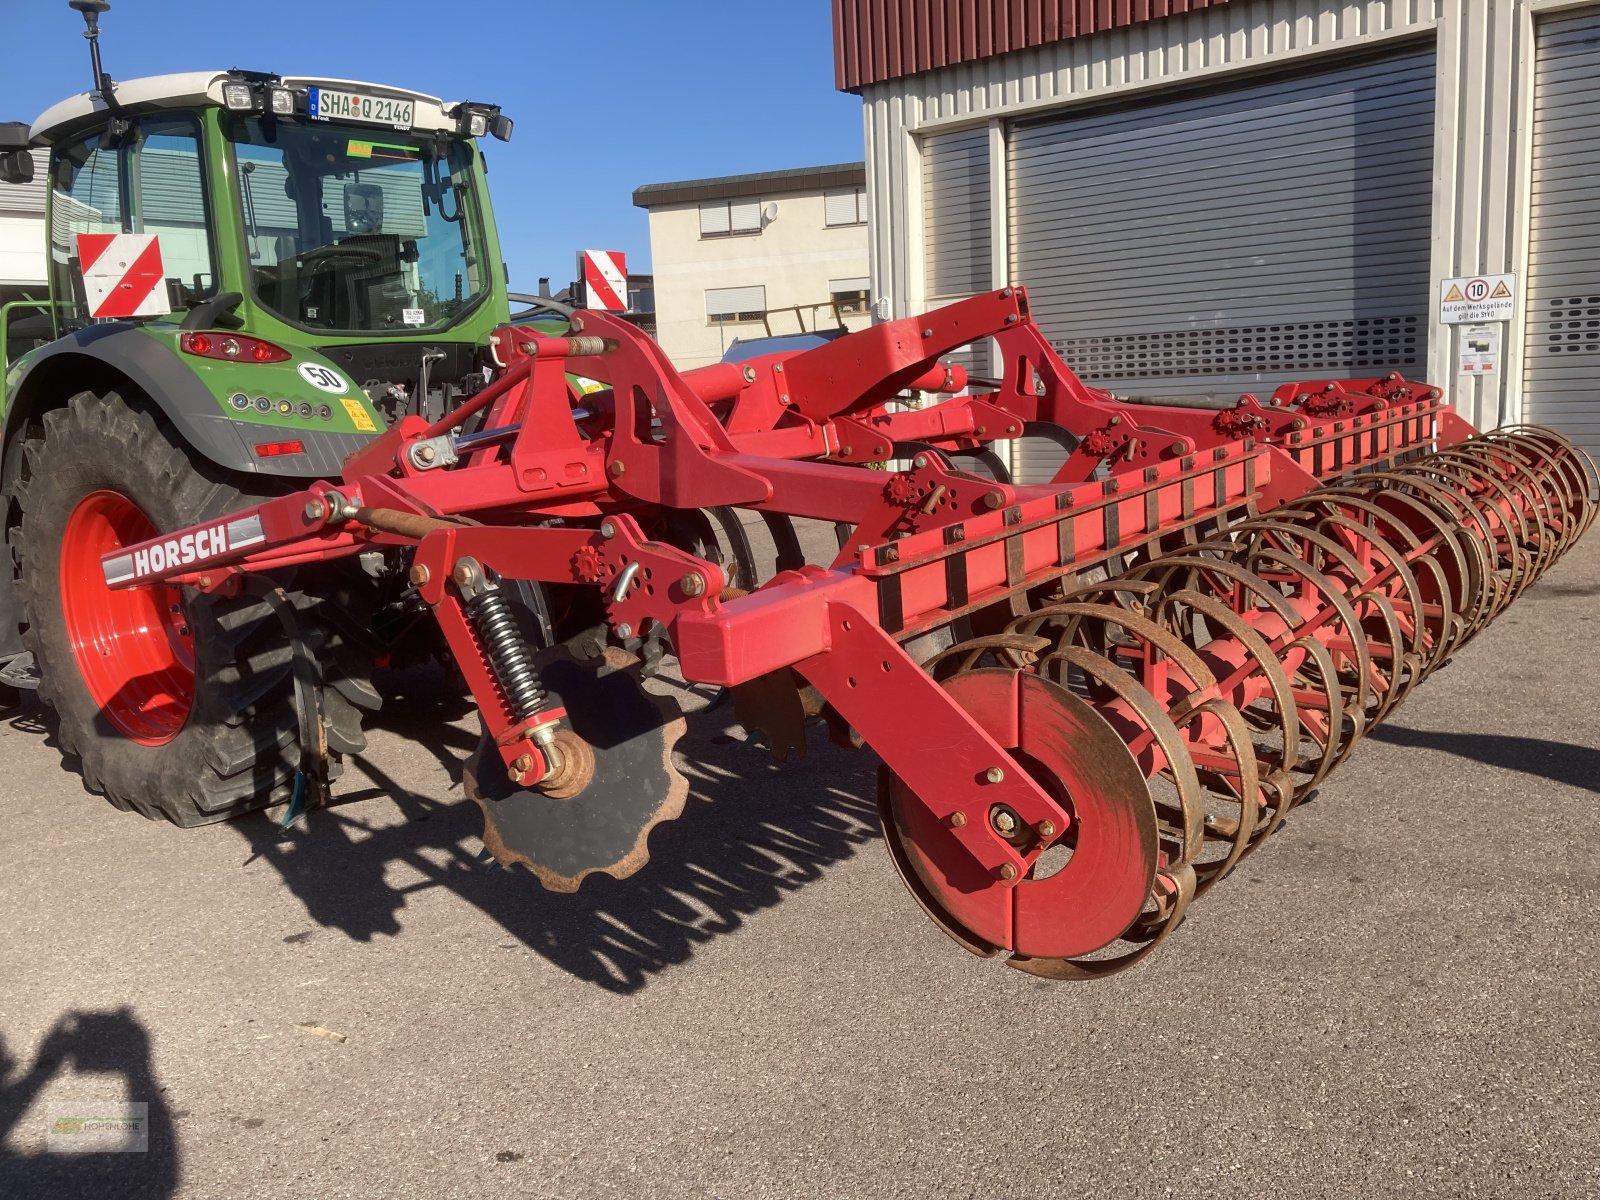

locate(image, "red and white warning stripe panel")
[[582, 249, 627, 312], [76, 233, 172, 319]]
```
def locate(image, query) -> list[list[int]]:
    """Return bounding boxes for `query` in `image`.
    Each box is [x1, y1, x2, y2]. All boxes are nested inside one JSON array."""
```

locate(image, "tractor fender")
[[2, 324, 372, 482]]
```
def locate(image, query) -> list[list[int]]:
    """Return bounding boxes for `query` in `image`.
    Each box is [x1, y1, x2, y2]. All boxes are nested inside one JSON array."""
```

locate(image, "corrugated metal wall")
[[860, 0, 1593, 440], [834, 0, 1237, 90]]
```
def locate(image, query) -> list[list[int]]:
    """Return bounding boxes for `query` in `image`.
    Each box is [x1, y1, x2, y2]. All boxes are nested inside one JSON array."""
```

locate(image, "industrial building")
[[836, 0, 1600, 476]]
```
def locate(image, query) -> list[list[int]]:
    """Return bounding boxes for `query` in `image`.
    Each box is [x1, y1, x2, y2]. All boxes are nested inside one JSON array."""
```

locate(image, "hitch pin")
[[613, 561, 641, 601]]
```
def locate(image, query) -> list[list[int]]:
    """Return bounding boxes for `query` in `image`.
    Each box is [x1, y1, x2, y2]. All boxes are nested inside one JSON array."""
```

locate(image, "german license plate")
[[308, 87, 414, 130]]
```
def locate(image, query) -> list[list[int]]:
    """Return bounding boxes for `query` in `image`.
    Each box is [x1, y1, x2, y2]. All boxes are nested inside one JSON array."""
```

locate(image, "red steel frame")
[[96, 286, 1501, 891]]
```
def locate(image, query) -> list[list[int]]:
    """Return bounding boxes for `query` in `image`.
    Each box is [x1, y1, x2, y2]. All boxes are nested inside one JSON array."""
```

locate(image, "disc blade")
[[464, 646, 689, 892]]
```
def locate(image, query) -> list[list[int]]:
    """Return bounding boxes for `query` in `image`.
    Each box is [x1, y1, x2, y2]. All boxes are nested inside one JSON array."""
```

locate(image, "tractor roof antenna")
[[69, 0, 121, 114]]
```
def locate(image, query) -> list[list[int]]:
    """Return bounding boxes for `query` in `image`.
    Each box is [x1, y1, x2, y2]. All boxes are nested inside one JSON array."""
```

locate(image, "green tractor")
[[0, 1, 529, 822]]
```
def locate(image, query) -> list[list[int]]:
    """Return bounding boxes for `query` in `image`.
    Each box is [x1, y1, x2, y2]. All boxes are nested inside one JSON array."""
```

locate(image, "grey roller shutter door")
[[1524, 10, 1600, 460], [922, 127, 991, 301], [1007, 48, 1436, 483], [920, 129, 993, 435]]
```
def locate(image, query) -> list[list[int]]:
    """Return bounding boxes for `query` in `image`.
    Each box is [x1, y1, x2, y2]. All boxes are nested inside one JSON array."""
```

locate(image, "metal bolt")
[[452, 562, 477, 587], [304, 498, 327, 521], [409, 565, 430, 587], [976, 425, 987, 435], [779, 394, 791, 405], [913, 454, 928, 469], [840, 445, 852, 456], [1006, 425, 1017, 434], [1005, 314, 1018, 324], [774, 363, 784, 373], [198, 576, 212, 590], [679, 572, 706, 597], [991, 809, 1018, 835], [417, 444, 436, 463], [600, 521, 617, 538], [1038, 819, 1057, 839], [949, 811, 967, 828], [512, 753, 532, 773], [608, 461, 626, 477], [616, 623, 633, 640], [983, 490, 1005, 510], [985, 766, 1005, 784], [999, 863, 1019, 881], [1109, 415, 1122, 426], [922, 328, 933, 338], [742, 365, 757, 383], [1170, 440, 1186, 454]]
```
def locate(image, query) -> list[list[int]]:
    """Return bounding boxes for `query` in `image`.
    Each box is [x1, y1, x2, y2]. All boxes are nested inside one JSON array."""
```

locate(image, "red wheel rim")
[[60, 490, 195, 745]]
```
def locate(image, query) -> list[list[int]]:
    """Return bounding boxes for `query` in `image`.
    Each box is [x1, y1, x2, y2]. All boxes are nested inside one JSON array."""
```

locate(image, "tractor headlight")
[[222, 81, 256, 111], [269, 87, 295, 116], [451, 102, 507, 140]]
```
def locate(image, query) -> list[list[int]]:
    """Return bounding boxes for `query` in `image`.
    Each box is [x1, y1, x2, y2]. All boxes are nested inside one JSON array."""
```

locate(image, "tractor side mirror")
[[0, 121, 32, 184], [0, 149, 33, 185]]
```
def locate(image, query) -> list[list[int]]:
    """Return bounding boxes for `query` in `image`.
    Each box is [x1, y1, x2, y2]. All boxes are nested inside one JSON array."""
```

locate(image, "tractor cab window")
[[229, 117, 485, 334], [48, 115, 218, 326]]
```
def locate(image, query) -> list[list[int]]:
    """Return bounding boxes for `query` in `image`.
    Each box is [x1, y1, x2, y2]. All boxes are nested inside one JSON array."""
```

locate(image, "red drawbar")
[[60, 491, 196, 745]]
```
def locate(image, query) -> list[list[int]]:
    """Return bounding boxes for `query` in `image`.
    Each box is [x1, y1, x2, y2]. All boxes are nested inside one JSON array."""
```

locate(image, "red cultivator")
[[95, 288, 1597, 977]]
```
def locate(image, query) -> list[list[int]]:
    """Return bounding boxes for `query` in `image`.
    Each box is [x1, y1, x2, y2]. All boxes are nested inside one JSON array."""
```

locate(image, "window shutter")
[[706, 284, 767, 317], [729, 199, 762, 233], [830, 276, 870, 292], [699, 203, 730, 236], [825, 188, 861, 226]]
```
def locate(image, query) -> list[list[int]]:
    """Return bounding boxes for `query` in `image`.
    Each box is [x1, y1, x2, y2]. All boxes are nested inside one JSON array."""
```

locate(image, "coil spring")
[[466, 585, 547, 718]]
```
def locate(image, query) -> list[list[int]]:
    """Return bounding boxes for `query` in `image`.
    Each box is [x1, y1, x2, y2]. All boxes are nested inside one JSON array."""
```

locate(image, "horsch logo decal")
[[102, 515, 266, 586]]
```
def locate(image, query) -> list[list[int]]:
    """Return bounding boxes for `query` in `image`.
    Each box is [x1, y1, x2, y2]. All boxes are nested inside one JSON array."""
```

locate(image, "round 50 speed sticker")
[[298, 362, 351, 394]]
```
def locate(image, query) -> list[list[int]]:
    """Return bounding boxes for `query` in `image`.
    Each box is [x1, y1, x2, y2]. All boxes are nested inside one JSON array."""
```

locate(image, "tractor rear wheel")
[[16, 391, 378, 826]]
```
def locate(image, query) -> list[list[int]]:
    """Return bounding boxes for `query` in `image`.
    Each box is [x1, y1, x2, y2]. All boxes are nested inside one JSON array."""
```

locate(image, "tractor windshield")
[[229, 117, 486, 334]]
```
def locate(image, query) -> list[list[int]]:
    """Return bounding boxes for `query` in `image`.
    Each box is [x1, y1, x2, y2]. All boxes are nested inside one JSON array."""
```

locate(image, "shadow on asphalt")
[[234, 684, 881, 994], [0, 1008, 178, 1199], [1367, 723, 1600, 794]]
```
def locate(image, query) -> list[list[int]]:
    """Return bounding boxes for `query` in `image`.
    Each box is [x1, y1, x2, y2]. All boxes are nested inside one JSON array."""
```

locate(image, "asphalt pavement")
[[1, 534, 1597, 1199]]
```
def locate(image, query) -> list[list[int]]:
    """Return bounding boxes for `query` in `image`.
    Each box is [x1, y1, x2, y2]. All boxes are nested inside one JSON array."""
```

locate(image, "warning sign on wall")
[[1458, 324, 1500, 376], [1439, 273, 1515, 324]]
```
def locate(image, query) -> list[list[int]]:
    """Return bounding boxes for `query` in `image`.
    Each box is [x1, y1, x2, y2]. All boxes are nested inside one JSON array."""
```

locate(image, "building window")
[[830, 276, 870, 315], [707, 283, 766, 325], [700, 199, 762, 238], [824, 186, 866, 227]]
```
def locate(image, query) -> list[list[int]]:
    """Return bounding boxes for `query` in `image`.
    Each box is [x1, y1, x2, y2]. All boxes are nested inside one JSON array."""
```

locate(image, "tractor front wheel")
[[16, 391, 377, 825]]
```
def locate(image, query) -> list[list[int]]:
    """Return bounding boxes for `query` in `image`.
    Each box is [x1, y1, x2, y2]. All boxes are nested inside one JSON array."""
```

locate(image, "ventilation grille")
[[1538, 298, 1600, 354], [1054, 316, 1425, 380]]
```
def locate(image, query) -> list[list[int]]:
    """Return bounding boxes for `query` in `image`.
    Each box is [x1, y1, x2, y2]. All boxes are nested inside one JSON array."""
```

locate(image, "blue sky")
[[0, 0, 864, 288]]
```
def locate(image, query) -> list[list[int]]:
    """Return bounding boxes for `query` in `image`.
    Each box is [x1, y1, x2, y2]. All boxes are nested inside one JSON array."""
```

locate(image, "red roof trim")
[[833, 0, 1235, 90]]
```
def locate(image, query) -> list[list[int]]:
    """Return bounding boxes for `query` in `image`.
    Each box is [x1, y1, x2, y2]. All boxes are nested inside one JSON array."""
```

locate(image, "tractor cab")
[[3, 67, 515, 433]]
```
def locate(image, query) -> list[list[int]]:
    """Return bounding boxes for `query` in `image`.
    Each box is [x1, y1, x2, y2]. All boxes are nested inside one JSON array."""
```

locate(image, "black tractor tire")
[[0, 426, 33, 710], [15, 390, 379, 826]]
